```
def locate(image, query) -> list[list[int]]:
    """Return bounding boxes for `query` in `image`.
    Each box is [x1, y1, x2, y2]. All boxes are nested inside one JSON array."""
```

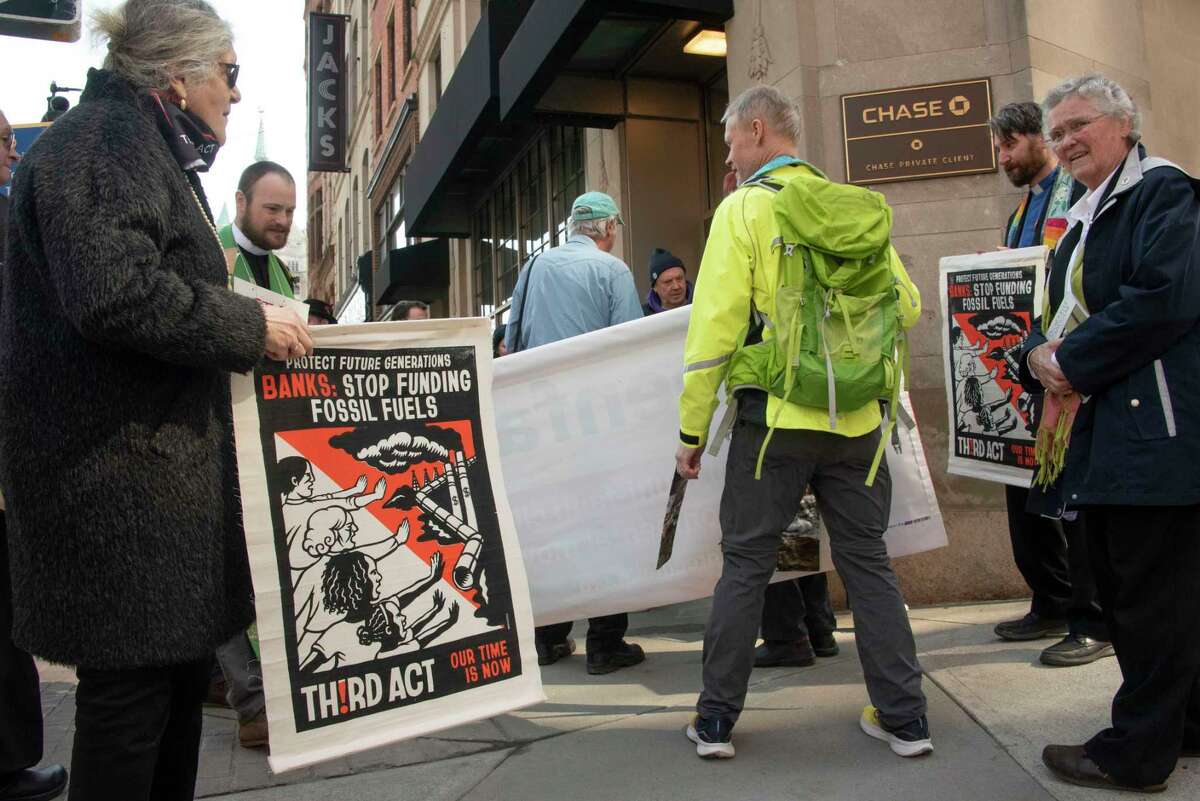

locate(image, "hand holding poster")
[[232, 319, 543, 773], [938, 246, 1047, 486]]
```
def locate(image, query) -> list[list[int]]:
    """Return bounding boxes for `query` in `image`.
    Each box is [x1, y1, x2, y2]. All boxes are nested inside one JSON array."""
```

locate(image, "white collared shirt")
[[1042, 156, 1128, 374]]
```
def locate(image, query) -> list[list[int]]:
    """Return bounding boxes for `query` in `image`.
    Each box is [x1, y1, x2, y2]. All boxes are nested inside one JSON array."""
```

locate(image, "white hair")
[[721, 85, 802, 144], [92, 0, 232, 92], [1043, 73, 1141, 143], [568, 215, 618, 240]]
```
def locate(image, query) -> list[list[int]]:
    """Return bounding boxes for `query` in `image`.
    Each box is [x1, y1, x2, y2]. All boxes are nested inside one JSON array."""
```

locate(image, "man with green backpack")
[[675, 86, 929, 760]]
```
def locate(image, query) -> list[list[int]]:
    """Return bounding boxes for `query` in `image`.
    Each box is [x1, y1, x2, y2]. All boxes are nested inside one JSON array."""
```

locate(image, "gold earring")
[[180, 98, 188, 112]]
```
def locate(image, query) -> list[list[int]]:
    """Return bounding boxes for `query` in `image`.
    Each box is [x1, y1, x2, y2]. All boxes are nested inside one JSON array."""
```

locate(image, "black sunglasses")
[[220, 62, 240, 89]]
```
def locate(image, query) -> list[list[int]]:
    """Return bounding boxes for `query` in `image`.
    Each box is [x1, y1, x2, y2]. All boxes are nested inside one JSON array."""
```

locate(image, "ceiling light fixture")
[[683, 29, 726, 57]]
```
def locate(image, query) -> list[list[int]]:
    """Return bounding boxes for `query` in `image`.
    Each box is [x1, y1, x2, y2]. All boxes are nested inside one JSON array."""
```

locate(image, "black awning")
[[403, 3, 526, 238], [499, 0, 733, 119], [377, 239, 451, 306], [406, 0, 732, 239]]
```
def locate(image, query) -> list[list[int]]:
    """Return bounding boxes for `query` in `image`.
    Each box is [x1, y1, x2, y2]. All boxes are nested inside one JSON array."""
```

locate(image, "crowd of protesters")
[[2, 0, 1199, 799]]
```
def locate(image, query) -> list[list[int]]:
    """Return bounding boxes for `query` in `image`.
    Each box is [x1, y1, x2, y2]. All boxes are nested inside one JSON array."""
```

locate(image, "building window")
[[403, 0, 414, 64], [361, 150, 370, 248], [378, 170, 411, 262], [349, 24, 358, 123], [312, 189, 324, 255], [549, 127, 585, 244], [374, 58, 383, 137], [352, 177, 360, 258], [431, 46, 443, 103], [337, 217, 345, 292], [468, 127, 584, 318], [473, 202, 494, 317], [361, 0, 369, 65], [492, 172, 517, 303], [387, 13, 397, 106]]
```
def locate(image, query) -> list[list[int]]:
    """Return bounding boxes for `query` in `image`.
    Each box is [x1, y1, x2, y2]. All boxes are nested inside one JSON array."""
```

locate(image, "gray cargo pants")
[[216, 631, 265, 723], [697, 421, 927, 729]]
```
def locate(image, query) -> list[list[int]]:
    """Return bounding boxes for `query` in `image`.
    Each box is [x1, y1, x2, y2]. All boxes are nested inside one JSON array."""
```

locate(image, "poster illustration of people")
[[232, 319, 543, 772], [938, 246, 1048, 487]]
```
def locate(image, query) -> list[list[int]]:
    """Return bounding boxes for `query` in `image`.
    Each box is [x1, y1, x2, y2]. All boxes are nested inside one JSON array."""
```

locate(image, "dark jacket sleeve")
[[1056, 170, 1200, 397], [30, 148, 265, 373]]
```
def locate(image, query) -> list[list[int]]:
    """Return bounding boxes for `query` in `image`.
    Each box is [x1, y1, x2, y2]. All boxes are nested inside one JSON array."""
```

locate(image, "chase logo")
[[949, 96, 971, 116]]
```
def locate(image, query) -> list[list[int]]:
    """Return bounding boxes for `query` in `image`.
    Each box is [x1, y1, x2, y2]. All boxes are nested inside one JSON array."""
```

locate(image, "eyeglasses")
[[220, 62, 240, 89], [1047, 115, 1102, 147]]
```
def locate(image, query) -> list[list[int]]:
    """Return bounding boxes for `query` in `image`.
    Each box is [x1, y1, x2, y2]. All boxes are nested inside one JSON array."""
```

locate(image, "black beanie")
[[648, 248, 685, 285]]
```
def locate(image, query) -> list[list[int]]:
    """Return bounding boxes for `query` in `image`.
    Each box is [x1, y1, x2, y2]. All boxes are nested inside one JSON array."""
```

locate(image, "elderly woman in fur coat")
[[0, 2, 312, 798]]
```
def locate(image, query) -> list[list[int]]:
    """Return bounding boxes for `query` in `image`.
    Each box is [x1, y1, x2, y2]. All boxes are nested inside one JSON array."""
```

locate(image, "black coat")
[[0, 70, 267, 669], [1020, 145, 1200, 508]]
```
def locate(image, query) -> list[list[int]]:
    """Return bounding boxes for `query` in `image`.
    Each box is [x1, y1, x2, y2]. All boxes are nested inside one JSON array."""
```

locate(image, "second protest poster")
[[938, 246, 1047, 487]]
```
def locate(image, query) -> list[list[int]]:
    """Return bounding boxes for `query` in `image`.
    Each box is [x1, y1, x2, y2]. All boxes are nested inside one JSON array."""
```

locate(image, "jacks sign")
[[308, 12, 349, 172]]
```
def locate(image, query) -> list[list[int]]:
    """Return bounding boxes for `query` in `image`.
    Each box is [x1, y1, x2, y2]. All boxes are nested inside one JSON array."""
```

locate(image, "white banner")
[[494, 307, 948, 627], [938, 247, 1047, 487], [233, 319, 543, 773]]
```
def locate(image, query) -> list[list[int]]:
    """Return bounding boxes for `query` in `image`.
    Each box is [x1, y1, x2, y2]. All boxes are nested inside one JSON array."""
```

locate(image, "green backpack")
[[723, 167, 911, 485]]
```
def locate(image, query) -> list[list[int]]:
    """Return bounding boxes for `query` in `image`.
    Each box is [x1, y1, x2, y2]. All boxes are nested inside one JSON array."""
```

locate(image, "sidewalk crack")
[[452, 747, 518, 801]]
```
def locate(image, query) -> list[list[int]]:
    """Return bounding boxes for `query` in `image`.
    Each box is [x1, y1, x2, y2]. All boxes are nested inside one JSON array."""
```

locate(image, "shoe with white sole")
[[685, 715, 735, 759], [859, 705, 933, 757]]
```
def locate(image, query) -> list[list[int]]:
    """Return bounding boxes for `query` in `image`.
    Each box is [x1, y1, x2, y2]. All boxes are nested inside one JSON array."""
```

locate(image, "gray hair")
[[721, 85, 802, 145], [92, 0, 232, 92], [1043, 73, 1141, 143], [568, 215, 618, 239]]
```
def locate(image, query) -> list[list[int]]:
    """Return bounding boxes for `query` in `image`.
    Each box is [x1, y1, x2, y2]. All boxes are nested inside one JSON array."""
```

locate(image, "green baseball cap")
[[571, 191, 624, 225]]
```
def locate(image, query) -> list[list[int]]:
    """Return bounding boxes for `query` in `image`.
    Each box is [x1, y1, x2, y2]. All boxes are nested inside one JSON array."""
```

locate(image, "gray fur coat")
[[0, 69, 266, 669]]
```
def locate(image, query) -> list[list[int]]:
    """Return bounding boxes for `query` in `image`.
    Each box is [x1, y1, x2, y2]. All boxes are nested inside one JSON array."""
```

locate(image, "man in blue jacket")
[[505, 191, 647, 676], [1021, 74, 1200, 794]]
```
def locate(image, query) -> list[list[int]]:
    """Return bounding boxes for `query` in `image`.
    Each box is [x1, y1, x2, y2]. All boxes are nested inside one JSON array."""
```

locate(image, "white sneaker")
[[859, 705, 933, 757], [685, 715, 735, 759]]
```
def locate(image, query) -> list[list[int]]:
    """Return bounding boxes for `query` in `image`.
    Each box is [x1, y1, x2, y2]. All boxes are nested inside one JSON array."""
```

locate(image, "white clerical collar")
[[232, 222, 270, 256]]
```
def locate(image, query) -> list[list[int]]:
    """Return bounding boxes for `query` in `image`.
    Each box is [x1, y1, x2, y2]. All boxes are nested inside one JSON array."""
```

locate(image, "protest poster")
[[938, 246, 1048, 486], [232, 319, 543, 773], [493, 307, 945, 627]]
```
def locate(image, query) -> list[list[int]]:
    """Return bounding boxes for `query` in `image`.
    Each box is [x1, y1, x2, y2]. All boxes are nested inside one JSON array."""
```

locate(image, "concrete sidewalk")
[[34, 599, 1198, 800]]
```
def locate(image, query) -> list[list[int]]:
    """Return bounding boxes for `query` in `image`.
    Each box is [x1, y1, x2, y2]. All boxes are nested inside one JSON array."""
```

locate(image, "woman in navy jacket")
[[1019, 74, 1200, 793]]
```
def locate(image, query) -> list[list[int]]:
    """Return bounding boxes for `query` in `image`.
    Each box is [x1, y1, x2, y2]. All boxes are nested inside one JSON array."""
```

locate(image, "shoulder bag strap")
[[513, 253, 541, 353]]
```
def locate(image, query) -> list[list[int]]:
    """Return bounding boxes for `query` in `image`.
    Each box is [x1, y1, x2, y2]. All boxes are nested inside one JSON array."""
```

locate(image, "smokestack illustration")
[[453, 451, 477, 529], [444, 460, 465, 524], [417, 456, 477, 492], [386, 476, 483, 591]]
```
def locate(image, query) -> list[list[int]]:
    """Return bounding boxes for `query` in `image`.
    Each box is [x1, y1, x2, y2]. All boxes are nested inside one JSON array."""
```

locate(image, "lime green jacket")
[[217, 224, 295, 298], [679, 163, 921, 447]]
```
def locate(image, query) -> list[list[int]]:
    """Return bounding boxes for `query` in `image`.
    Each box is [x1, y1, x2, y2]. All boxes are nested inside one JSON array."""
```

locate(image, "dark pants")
[[69, 658, 211, 801], [536, 614, 629, 656], [760, 573, 837, 642], [698, 423, 925, 727], [1005, 485, 1107, 639], [0, 512, 43, 776], [1081, 504, 1200, 788]]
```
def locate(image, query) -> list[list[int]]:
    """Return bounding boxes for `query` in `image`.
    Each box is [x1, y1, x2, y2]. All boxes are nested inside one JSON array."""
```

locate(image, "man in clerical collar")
[[219, 160, 298, 298], [987, 103, 1110, 671], [209, 167, 299, 750]]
